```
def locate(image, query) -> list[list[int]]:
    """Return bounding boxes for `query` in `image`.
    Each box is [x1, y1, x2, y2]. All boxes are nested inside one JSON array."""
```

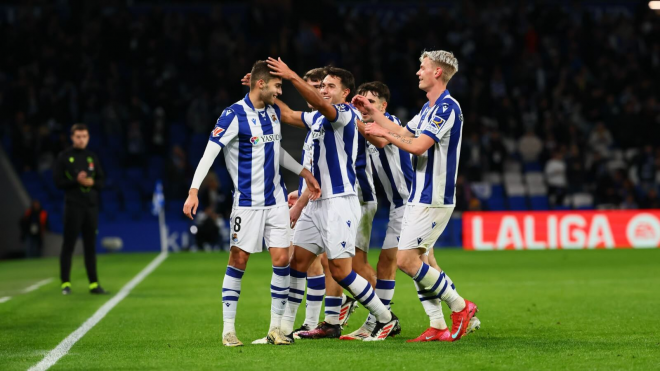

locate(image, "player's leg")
[[60, 203, 83, 295], [262, 205, 294, 345], [398, 205, 477, 342], [352, 201, 377, 288], [221, 208, 263, 347], [298, 256, 324, 333], [81, 206, 106, 294]]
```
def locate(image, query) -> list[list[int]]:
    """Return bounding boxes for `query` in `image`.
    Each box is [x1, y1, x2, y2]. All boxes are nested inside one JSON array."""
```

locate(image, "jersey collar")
[[243, 94, 266, 112], [432, 89, 450, 107]]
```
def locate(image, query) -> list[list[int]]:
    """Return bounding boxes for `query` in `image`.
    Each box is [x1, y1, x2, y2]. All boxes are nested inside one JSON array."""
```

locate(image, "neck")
[[426, 83, 447, 107], [248, 90, 266, 109]]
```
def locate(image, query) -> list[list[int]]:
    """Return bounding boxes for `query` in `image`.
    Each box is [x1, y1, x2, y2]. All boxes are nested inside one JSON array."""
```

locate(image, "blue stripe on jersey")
[[298, 130, 311, 197], [443, 112, 463, 204], [343, 111, 357, 192], [261, 113, 277, 206], [313, 132, 323, 191], [377, 147, 404, 207], [400, 148, 413, 192], [409, 156, 418, 202], [419, 144, 435, 204], [323, 120, 344, 194], [234, 105, 253, 207], [355, 134, 374, 202]]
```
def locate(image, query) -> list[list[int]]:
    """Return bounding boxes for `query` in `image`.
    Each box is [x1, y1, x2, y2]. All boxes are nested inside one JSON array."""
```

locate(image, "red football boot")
[[449, 300, 478, 341], [407, 327, 452, 343]]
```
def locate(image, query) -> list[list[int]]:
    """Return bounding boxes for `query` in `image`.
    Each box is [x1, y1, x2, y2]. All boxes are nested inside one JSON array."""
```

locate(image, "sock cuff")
[[375, 279, 395, 289], [413, 263, 430, 282], [338, 270, 357, 288], [272, 265, 290, 276], [61, 282, 71, 289], [307, 275, 326, 289], [290, 268, 307, 278], [325, 296, 342, 306], [226, 266, 245, 278]]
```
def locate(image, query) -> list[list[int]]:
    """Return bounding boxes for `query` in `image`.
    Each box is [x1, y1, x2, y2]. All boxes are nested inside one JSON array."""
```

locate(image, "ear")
[[381, 100, 388, 112], [342, 88, 350, 100], [435, 66, 443, 79]]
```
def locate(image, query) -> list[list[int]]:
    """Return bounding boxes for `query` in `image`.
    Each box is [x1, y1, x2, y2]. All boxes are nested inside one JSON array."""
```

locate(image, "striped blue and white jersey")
[[355, 133, 376, 203], [208, 94, 287, 208], [300, 103, 360, 200], [405, 90, 464, 207], [297, 127, 315, 197], [367, 112, 413, 209]]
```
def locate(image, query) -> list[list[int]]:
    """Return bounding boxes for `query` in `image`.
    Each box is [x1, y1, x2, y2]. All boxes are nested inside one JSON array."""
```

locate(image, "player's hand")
[[288, 191, 299, 208], [290, 202, 303, 228], [80, 178, 94, 187], [365, 122, 388, 138], [183, 191, 199, 220], [351, 95, 375, 115], [77, 171, 88, 183], [267, 57, 296, 80], [241, 73, 251, 86], [300, 169, 321, 200]]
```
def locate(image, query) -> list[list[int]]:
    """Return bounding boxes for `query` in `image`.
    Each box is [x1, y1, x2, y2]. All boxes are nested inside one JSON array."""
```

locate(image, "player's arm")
[[275, 98, 306, 129], [356, 119, 389, 148], [352, 95, 413, 138], [289, 186, 312, 228], [366, 123, 435, 156], [280, 148, 321, 200], [267, 57, 337, 122], [183, 142, 221, 220], [184, 109, 238, 220]]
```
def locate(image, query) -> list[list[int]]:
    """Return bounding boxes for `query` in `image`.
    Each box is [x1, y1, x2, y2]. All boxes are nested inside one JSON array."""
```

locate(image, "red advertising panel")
[[462, 210, 660, 250]]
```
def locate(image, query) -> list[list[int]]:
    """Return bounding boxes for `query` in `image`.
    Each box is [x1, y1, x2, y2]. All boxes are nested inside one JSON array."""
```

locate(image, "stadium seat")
[[530, 196, 550, 210], [485, 197, 506, 211], [508, 196, 528, 211], [572, 193, 594, 209]]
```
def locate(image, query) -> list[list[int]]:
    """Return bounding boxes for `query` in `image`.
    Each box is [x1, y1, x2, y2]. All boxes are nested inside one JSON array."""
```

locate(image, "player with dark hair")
[[267, 57, 400, 342], [184, 60, 320, 347], [53, 124, 107, 295]]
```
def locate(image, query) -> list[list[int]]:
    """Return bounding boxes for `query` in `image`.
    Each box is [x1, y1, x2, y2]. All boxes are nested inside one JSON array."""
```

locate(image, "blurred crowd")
[[1, 0, 659, 213]]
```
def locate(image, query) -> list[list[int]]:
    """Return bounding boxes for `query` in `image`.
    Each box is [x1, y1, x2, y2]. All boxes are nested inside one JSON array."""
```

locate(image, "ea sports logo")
[[626, 214, 660, 248]]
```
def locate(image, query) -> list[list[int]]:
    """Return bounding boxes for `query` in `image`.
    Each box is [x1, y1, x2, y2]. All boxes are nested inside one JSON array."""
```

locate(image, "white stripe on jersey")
[[209, 94, 287, 208], [301, 103, 360, 201], [405, 90, 464, 207]]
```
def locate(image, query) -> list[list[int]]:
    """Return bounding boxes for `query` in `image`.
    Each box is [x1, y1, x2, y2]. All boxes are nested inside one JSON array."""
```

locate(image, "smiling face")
[[416, 57, 441, 92], [358, 91, 387, 123], [320, 75, 349, 105], [258, 77, 282, 105]]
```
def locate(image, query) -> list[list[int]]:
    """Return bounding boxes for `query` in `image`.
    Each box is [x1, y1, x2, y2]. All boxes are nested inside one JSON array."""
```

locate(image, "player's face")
[[71, 130, 89, 149], [358, 91, 386, 123], [261, 78, 283, 105], [320, 75, 348, 104], [416, 57, 439, 91], [306, 79, 322, 110]]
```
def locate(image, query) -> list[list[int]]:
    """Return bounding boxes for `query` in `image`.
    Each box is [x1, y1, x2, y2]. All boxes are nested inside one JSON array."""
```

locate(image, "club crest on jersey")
[[232, 233, 238, 242], [271, 114, 278, 122], [212, 127, 225, 137]]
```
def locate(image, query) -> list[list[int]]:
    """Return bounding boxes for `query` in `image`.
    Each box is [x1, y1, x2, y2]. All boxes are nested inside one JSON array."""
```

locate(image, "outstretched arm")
[[365, 122, 435, 156], [267, 57, 337, 122], [356, 119, 389, 149], [352, 95, 413, 138]]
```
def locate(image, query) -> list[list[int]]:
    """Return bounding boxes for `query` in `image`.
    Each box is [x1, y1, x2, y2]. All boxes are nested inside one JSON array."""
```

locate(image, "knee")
[[229, 248, 249, 270], [271, 251, 289, 267], [396, 253, 416, 275]]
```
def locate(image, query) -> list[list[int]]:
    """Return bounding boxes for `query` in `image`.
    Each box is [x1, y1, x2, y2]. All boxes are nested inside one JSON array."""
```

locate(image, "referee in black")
[[53, 124, 108, 295]]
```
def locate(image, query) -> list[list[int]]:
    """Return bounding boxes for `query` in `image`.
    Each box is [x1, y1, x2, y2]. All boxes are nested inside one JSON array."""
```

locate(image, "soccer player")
[[340, 82, 413, 340], [183, 60, 320, 347], [356, 50, 478, 342], [267, 57, 400, 341]]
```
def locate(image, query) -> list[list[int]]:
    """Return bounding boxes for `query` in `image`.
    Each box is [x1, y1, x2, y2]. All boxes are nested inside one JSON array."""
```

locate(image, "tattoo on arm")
[[390, 132, 412, 144]]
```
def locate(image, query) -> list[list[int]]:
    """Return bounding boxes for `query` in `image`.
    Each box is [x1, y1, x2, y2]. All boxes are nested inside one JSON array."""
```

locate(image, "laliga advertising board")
[[462, 210, 660, 250]]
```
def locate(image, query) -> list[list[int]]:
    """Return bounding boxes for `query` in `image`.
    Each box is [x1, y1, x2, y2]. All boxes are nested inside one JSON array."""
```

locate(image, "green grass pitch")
[[1, 249, 659, 370]]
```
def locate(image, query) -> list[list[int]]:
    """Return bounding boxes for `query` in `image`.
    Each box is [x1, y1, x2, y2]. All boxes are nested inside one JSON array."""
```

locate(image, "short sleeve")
[[421, 109, 456, 143], [330, 103, 354, 127], [209, 108, 239, 147], [406, 114, 421, 134], [301, 111, 318, 130]]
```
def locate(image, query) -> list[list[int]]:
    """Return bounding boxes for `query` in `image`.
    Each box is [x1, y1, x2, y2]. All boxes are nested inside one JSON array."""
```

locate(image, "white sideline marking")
[[0, 296, 11, 303], [21, 278, 54, 294], [28, 252, 168, 371]]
